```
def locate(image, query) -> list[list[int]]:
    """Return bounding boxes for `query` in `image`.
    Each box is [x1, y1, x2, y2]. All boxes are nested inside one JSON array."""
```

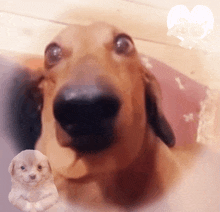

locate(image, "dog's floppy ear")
[[10, 68, 44, 151], [142, 66, 175, 147], [8, 159, 15, 176]]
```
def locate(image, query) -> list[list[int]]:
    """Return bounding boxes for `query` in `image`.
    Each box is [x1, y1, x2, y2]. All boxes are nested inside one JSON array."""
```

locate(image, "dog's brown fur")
[[25, 22, 219, 211]]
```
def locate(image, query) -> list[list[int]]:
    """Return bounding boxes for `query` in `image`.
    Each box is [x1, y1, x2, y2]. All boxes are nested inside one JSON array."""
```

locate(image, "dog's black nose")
[[53, 84, 120, 152], [29, 174, 36, 180]]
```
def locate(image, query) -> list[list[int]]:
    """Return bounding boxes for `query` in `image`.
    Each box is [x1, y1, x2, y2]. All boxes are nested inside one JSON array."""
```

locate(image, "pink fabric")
[[148, 57, 207, 146]]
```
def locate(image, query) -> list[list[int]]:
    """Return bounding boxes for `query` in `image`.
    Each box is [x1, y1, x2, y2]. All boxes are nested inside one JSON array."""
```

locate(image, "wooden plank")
[[1, 0, 220, 46], [0, 12, 65, 55], [0, 0, 179, 46]]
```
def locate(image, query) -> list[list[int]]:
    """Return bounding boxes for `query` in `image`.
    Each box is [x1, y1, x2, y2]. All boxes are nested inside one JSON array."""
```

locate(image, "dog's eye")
[[45, 43, 62, 66], [20, 166, 25, 170], [38, 165, 42, 170], [114, 34, 134, 55]]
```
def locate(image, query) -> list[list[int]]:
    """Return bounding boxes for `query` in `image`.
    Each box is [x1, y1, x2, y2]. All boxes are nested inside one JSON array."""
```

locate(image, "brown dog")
[[15, 22, 220, 211]]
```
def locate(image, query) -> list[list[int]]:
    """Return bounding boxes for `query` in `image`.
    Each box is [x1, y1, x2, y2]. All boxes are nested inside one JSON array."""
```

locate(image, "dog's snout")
[[29, 174, 36, 180], [53, 84, 120, 152]]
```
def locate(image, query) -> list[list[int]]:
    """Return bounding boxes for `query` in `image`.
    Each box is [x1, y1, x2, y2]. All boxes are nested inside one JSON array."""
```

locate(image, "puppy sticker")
[[8, 150, 59, 212]]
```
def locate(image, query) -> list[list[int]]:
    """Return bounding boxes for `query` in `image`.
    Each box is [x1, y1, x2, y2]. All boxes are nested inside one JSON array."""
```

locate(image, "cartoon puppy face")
[[8, 150, 52, 186]]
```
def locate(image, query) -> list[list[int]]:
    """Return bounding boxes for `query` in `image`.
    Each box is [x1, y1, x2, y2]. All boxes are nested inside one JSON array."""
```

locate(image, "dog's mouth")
[[55, 117, 116, 153], [61, 117, 114, 136], [69, 133, 115, 153], [28, 180, 37, 184], [24, 178, 39, 185]]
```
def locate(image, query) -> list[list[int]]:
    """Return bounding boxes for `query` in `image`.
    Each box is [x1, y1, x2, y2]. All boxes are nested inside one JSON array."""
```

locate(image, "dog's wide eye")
[[20, 166, 25, 170], [45, 43, 62, 67], [38, 165, 42, 171], [114, 34, 134, 55]]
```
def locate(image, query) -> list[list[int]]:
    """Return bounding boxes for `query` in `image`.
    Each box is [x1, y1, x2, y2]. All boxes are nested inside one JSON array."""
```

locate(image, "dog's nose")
[[29, 174, 36, 180], [54, 84, 120, 125], [53, 84, 120, 152]]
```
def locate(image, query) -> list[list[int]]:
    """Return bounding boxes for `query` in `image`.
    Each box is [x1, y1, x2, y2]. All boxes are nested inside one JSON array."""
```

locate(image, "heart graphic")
[[167, 5, 214, 43]]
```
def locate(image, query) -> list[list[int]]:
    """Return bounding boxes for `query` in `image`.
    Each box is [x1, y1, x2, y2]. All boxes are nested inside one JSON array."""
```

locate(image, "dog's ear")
[[10, 68, 44, 151], [142, 66, 175, 147], [47, 160, 52, 172], [8, 159, 15, 176]]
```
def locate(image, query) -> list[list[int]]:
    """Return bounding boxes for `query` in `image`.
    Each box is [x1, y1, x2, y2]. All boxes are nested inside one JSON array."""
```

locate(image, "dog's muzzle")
[[53, 84, 120, 153]]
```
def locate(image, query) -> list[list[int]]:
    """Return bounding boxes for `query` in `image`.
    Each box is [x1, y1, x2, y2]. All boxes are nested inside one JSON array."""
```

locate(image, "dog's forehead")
[[53, 22, 123, 48], [14, 150, 47, 163], [86, 22, 122, 42]]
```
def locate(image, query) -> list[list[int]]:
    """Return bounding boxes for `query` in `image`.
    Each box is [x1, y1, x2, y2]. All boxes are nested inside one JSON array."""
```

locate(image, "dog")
[[8, 150, 59, 212], [11, 22, 220, 211]]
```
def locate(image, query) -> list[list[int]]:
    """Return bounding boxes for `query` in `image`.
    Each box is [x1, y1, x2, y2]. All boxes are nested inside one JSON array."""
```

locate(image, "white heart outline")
[[167, 5, 214, 40]]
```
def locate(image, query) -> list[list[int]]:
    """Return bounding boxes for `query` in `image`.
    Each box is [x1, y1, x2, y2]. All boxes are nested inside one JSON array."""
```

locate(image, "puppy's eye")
[[45, 43, 62, 67], [20, 166, 25, 170], [114, 34, 134, 55], [38, 165, 42, 171]]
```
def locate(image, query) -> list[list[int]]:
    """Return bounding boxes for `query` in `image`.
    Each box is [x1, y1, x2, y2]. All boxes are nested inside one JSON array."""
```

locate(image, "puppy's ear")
[[142, 66, 175, 147], [10, 68, 44, 151], [8, 160, 15, 176]]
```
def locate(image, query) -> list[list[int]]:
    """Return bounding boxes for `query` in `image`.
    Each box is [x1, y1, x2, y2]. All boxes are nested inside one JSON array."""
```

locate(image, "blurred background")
[[0, 0, 219, 211]]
